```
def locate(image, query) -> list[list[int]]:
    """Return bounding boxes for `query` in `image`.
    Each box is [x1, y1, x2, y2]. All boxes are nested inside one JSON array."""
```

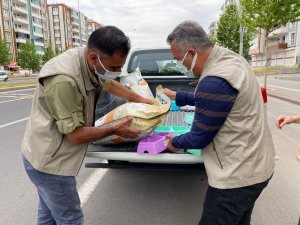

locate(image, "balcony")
[[15, 27, 30, 34], [14, 16, 29, 25], [72, 21, 80, 27], [33, 32, 44, 37], [269, 27, 289, 39], [267, 42, 288, 51], [31, 2, 41, 10], [12, 5, 28, 14], [16, 37, 27, 43], [73, 34, 80, 39], [72, 28, 80, 34], [33, 22, 43, 28], [34, 41, 44, 46], [32, 11, 41, 18], [12, 0, 27, 5]]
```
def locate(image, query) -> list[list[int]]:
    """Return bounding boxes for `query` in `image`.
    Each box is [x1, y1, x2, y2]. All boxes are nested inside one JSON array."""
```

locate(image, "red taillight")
[[261, 87, 267, 103]]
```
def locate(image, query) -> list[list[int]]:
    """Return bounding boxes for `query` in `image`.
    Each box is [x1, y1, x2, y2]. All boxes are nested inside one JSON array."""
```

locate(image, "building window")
[[54, 22, 59, 27], [291, 33, 295, 45], [3, 9, 9, 18], [55, 37, 60, 41], [4, 20, 9, 29], [35, 45, 44, 52], [2, 0, 8, 6], [52, 7, 59, 15], [5, 32, 11, 41], [53, 15, 59, 20], [33, 17, 42, 25], [34, 26, 43, 34]]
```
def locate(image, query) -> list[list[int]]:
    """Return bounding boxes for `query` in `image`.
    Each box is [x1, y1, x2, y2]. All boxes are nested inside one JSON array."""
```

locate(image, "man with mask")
[[22, 26, 153, 225], [163, 21, 275, 225]]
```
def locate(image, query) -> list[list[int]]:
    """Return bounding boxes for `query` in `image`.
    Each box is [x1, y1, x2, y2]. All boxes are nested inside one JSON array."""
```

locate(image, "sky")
[[48, 0, 224, 49]]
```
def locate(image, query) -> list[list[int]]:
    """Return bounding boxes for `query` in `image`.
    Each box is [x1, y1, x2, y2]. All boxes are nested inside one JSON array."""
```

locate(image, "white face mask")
[[181, 51, 198, 78], [93, 54, 122, 80]]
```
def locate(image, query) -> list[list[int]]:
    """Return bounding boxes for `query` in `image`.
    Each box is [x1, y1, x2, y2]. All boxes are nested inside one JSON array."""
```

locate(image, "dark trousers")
[[199, 176, 272, 225], [23, 156, 83, 225]]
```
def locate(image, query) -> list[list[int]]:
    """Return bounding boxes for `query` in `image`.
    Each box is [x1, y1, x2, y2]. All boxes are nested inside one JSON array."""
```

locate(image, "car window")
[[127, 49, 187, 76]]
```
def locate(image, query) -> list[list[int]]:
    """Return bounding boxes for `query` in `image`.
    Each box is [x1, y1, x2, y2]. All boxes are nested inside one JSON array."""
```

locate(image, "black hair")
[[87, 26, 131, 56]]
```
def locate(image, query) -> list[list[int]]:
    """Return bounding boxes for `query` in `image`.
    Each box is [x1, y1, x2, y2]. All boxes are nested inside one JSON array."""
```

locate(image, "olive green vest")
[[22, 47, 99, 176], [200, 46, 275, 189]]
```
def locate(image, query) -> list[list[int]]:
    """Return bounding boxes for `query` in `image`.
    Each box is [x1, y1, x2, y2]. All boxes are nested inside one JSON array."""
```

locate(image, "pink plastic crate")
[[137, 132, 171, 154]]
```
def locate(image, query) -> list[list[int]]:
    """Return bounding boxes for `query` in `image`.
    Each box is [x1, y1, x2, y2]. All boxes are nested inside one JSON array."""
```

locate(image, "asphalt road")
[[0, 79, 300, 225]]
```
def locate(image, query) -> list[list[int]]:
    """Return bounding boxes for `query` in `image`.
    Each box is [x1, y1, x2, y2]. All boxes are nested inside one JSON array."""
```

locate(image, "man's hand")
[[136, 97, 155, 105], [163, 88, 176, 100], [275, 115, 294, 129], [113, 117, 140, 138], [165, 135, 180, 152]]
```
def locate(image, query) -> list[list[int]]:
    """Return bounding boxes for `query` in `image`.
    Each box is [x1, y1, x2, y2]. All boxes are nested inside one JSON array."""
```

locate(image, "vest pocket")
[[51, 134, 64, 157], [213, 142, 224, 169]]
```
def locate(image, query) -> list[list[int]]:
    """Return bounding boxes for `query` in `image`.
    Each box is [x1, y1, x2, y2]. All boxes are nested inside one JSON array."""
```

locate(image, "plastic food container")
[[186, 149, 202, 157], [137, 132, 171, 154], [153, 126, 190, 136]]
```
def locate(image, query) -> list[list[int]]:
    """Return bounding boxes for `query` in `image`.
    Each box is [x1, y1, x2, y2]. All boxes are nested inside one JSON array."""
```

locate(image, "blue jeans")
[[23, 156, 84, 225], [199, 176, 272, 225]]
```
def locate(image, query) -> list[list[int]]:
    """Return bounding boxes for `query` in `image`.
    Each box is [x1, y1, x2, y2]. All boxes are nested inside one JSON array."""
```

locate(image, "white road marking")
[[0, 87, 35, 94], [0, 117, 29, 129], [79, 169, 107, 207], [267, 84, 300, 93], [0, 98, 32, 104]]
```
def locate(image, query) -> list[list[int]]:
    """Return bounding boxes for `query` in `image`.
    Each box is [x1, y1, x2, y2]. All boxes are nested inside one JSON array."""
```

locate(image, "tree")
[[240, 0, 300, 87], [208, 35, 217, 45], [216, 4, 253, 58], [0, 38, 11, 67], [17, 40, 41, 74], [42, 46, 56, 64]]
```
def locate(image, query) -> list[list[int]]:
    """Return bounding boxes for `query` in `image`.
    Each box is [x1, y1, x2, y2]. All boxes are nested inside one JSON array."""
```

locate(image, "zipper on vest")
[[213, 142, 223, 169], [51, 135, 64, 158]]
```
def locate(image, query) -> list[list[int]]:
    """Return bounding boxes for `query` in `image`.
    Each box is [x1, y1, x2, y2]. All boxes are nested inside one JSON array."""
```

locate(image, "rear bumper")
[[86, 151, 203, 164]]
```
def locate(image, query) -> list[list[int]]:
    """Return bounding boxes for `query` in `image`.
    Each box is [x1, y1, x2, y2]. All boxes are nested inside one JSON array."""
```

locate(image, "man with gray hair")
[[163, 20, 275, 225]]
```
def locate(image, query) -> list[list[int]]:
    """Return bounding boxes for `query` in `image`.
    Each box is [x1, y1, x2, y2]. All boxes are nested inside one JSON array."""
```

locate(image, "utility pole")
[[237, 0, 244, 56], [78, 0, 82, 47]]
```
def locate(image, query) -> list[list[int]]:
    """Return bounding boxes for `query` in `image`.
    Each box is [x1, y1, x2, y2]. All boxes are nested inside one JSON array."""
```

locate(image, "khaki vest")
[[22, 47, 99, 176], [200, 46, 275, 189]]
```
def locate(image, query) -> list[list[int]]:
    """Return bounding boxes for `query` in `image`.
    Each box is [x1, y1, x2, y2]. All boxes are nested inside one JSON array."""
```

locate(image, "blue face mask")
[[181, 51, 198, 78], [93, 54, 122, 80]]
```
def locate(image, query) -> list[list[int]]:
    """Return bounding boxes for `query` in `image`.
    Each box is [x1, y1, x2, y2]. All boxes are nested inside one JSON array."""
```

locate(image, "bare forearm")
[[66, 126, 115, 144], [291, 115, 300, 123]]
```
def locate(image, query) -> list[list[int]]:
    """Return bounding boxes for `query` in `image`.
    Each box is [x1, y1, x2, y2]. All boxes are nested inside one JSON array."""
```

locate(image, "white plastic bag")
[[120, 69, 154, 99]]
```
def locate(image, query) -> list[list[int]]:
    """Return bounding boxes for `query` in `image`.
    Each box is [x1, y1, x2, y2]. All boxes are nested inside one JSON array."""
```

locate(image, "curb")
[[0, 84, 36, 92], [268, 93, 300, 106]]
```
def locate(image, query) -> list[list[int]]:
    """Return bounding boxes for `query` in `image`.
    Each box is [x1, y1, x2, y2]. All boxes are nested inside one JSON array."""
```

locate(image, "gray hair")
[[167, 20, 213, 53]]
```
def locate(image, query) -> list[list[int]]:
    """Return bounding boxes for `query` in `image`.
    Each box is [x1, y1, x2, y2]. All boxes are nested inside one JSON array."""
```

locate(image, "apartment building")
[[0, 0, 15, 58], [87, 19, 102, 37], [48, 4, 72, 52], [208, 21, 217, 37], [48, 4, 100, 52], [0, 0, 49, 59], [250, 22, 300, 66]]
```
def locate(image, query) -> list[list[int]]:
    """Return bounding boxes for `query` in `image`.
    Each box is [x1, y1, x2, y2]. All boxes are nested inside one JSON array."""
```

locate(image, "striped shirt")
[[172, 76, 238, 149]]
